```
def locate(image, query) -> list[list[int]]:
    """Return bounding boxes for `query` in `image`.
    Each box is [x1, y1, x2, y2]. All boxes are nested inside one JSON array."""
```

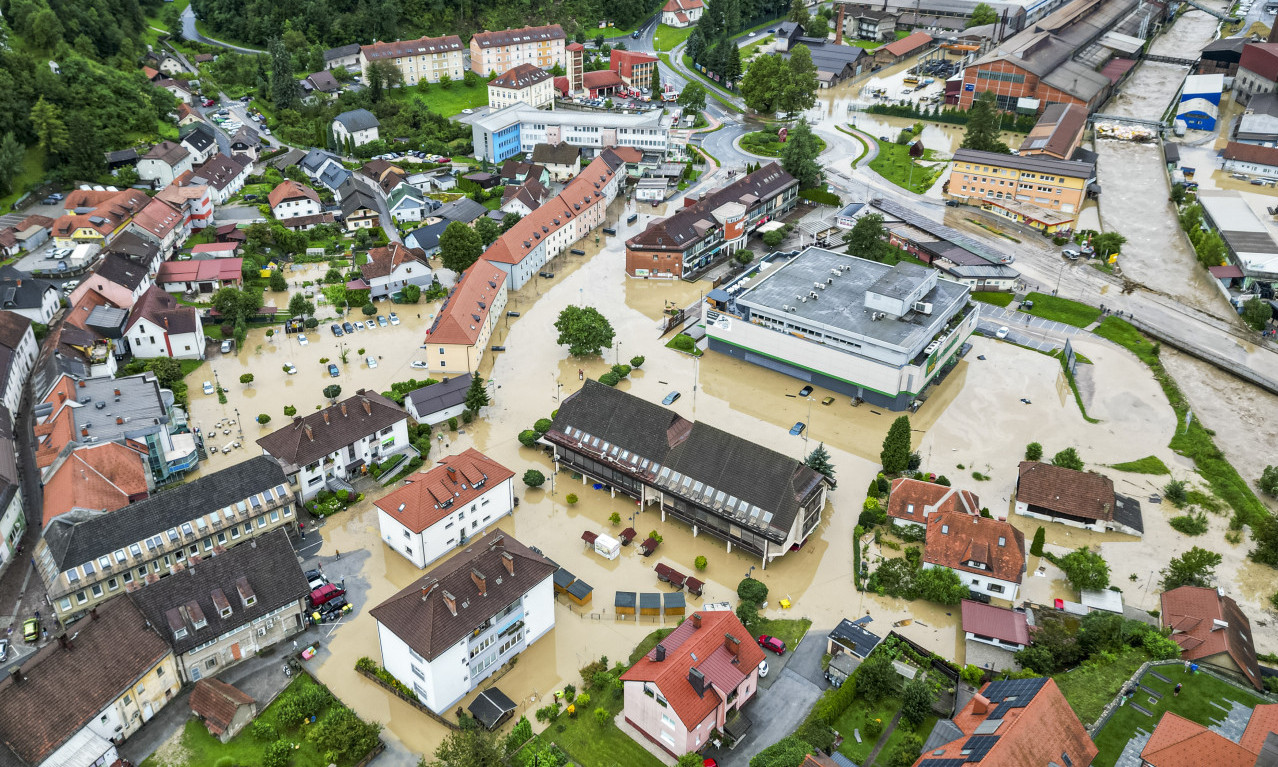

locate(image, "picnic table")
[[581, 531, 598, 546], [654, 562, 686, 590], [640, 537, 659, 556], [684, 576, 705, 597], [618, 527, 637, 545]]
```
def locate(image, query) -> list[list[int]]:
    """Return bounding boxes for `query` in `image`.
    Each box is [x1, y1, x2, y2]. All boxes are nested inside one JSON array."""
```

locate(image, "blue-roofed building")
[[1177, 73, 1225, 131]]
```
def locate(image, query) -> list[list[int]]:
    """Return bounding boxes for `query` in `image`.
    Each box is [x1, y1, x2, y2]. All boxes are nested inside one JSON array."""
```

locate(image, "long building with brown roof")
[[359, 35, 465, 87], [1014, 460, 1143, 535], [470, 24, 566, 76]]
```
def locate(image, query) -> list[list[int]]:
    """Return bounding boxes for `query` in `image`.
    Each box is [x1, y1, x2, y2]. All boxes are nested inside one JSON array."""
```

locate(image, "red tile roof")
[[425, 259, 506, 346], [1241, 42, 1278, 82], [125, 285, 201, 335], [960, 600, 1029, 645], [41, 442, 149, 524], [621, 610, 764, 728], [924, 511, 1025, 584], [1239, 704, 1278, 754], [1160, 585, 1262, 690], [1141, 711, 1260, 767], [491, 63, 552, 90], [882, 31, 932, 58], [190, 678, 255, 736], [131, 198, 184, 240], [1223, 140, 1278, 167], [1016, 461, 1116, 522], [156, 258, 244, 284], [886, 477, 980, 522], [471, 24, 565, 49], [360, 242, 422, 281], [375, 448, 514, 533], [268, 179, 320, 209], [361, 35, 464, 60], [663, 0, 703, 10], [583, 69, 624, 90]]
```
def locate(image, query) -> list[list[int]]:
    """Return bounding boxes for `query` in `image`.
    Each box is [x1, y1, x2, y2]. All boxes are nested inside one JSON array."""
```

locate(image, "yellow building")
[[359, 35, 466, 86], [949, 148, 1094, 214], [423, 259, 508, 375], [470, 24, 566, 77]]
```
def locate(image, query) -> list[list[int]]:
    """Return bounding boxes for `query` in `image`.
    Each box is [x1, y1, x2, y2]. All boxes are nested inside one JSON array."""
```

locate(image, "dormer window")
[[941, 525, 949, 534], [237, 577, 256, 608], [212, 588, 232, 618], [998, 536, 1006, 547]]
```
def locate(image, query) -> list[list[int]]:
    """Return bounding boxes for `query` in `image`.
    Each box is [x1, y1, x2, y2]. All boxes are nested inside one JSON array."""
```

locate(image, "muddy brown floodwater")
[[187, 182, 1278, 760]]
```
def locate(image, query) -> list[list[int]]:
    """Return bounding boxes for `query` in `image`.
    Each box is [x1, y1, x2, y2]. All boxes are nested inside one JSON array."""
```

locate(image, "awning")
[[468, 687, 518, 730], [1209, 264, 1245, 279], [724, 710, 752, 740]]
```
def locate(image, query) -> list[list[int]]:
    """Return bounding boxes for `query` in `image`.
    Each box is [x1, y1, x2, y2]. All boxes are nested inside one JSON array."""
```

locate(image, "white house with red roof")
[[125, 198, 188, 258], [961, 600, 1029, 671], [359, 242, 433, 300], [125, 286, 206, 360], [375, 448, 516, 568], [156, 258, 244, 295], [268, 180, 323, 221], [621, 610, 765, 758], [885, 477, 981, 529], [661, 0, 704, 27]]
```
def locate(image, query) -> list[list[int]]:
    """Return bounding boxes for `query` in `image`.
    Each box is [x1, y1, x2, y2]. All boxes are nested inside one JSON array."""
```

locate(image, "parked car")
[[798, 385, 813, 397], [366, 356, 378, 368], [662, 391, 681, 405], [203, 381, 214, 395], [22, 618, 38, 643], [389, 313, 400, 325], [789, 422, 806, 436], [507, 311, 521, 317], [377, 315, 388, 327], [995, 326, 1010, 339], [284, 363, 297, 375], [1061, 244, 1082, 260], [305, 568, 326, 591], [328, 363, 340, 377], [202, 98, 217, 107], [411, 360, 429, 369], [821, 396, 835, 405], [220, 339, 233, 354], [297, 334, 308, 346], [757, 635, 786, 655], [354, 321, 365, 331], [758, 659, 769, 678], [308, 583, 346, 608], [342, 321, 355, 334], [0, 638, 8, 661], [331, 323, 344, 337]]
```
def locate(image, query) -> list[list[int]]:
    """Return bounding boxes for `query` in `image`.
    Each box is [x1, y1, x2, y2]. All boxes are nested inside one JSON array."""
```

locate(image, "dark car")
[[757, 635, 786, 655], [632, 30, 641, 38], [331, 323, 343, 337], [318, 595, 350, 616], [945, 200, 961, 207], [328, 363, 340, 377], [789, 422, 806, 436], [342, 321, 355, 334], [570, 248, 586, 255], [507, 311, 521, 317], [662, 391, 681, 405], [602, 227, 617, 235], [243, 194, 257, 201], [798, 385, 813, 397]]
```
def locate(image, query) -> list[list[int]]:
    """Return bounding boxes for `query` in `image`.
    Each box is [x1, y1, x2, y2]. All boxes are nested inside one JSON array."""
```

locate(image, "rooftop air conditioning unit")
[[800, 296, 807, 302], [913, 302, 933, 314]]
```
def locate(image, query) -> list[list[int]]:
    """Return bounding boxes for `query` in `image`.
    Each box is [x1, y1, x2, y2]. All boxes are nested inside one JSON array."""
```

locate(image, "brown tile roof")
[[1223, 140, 1278, 167], [1140, 711, 1260, 767], [143, 140, 191, 167], [268, 179, 320, 209], [256, 390, 406, 467], [361, 159, 405, 184], [126, 285, 200, 335], [41, 442, 149, 525], [191, 153, 248, 191], [0, 596, 172, 765], [915, 677, 1096, 767], [131, 198, 184, 240], [0, 310, 31, 350], [360, 242, 424, 281], [55, 189, 151, 238], [425, 259, 507, 345], [886, 477, 980, 522], [960, 600, 1029, 645], [1019, 102, 1087, 158], [530, 142, 580, 166], [1160, 585, 1262, 690], [882, 30, 932, 57], [1240, 704, 1278, 754], [64, 291, 114, 330], [627, 163, 796, 252], [375, 449, 515, 533], [924, 511, 1025, 584], [491, 63, 552, 89], [369, 530, 557, 661], [191, 678, 255, 736], [583, 69, 624, 90], [1015, 461, 1115, 522], [471, 24, 565, 49], [620, 610, 765, 728], [361, 34, 464, 60], [280, 212, 336, 230]]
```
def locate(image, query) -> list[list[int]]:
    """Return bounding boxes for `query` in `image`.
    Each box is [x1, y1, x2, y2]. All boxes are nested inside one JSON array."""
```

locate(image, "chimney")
[[322, 411, 330, 425], [447, 465, 458, 483], [9, 667, 21, 685], [361, 398, 371, 415], [420, 582, 439, 601], [724, 633, 740, 657], [972, 693, 990, 715], [691, 613, 701, 629], [471, 568, 487, 597], [1212, 619, 1229, 631], [501, 552, 514, 576], [688, 667, 706, 698], [58, 391, 67, 403], [90, 607, 99, 621], [293, 416, 302, 426], [81, 427, 89, 437], [340, 403, 348, 418], [57, 633, 71, 650], [442, 590, 457, 616], [304, 425, 313, 441], [114, 389, 121, 396], [654, 643, 666, 662]]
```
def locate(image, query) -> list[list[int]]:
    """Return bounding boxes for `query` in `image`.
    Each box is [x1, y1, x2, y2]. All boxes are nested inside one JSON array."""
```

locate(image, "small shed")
[[581, 531, 598, 546], [619, 527, 637, 545], [615, 591, 636, 617], [190, 678, 257, 744], [685, 577, 704, 597], [640, 592, 661, 617], [468, 687, 518, 730], [567, 578, 594, 606], [640, 537, 659, 557], [654, 562, 686, 589], [663, 591, 686, 617], [594, 534, 621, 561], [553, 568, 576, 595], [825, 651, 858, 688]]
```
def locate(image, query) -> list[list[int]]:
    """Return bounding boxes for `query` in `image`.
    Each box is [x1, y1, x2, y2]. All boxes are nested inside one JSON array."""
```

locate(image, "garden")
[[140, 674, 380, 767], [866, 134, 947, 195], [739, 130, 827, 158]]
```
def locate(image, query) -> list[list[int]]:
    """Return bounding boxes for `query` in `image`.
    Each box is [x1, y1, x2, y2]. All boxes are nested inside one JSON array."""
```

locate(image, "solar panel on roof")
[[919, 760, 967, 767], [961, 735, 1000, 762]]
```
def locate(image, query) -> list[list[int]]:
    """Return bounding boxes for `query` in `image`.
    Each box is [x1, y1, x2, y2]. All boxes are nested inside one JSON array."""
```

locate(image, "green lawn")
[[740, 35, 775, 61], [739, 130, 827, 158], [879, 714, 938, 765], [881, 247, 929, 268], [1109, 456, 1170, 474], [867, 138, 946, 195], [833, 695, 901, 764], [971, 291, 1014, 307], [755, 617, 811, 650], [1094, 316, 1157, 363], [533, 677, 664, 767], [1054, 646, 1149, 728], [140, 674, 377, 767], [1091, 665, 1266, 767], [389, 84, 488, 118], [0, 145, 47, 213], [676, 54, 742, 111], [1021, 292, 1101, 328], [629, 627, 676, 665], [654, 24, 696, 52]]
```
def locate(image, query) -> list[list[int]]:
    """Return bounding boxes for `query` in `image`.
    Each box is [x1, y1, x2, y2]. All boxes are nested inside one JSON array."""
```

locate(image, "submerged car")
[[297, 334, 308, 346], [366, 356, 378, 368], [662, 391, 681, 405], [203, 381, 214, 395], [328, 363, 340, 377]]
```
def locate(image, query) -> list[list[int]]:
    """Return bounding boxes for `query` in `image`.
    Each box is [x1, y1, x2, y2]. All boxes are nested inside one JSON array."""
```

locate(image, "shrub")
[[284, 405, 297, 417], [935, 475, 951, 486], [599, 372, 621, 386], [647, 530, 663, 543], [695, 555, 708, 571], [462, 410, 474, 424], [609, 512, 621, 524], [263, 740, 292, 767], [257, 413, 271, 424], [518, 429, 539, 447], [864, 715, 884, 739], [1169, 511, 1209, 536], [877, 475, 890, 494], [215, 758, 235, 767], [1030, 526, 1046, 557], [305, 317, 318, 328], [1163, 479, 1188, 507], [610, 364, 631, 379], [250, 720, 278, 742], [1025, 442, 1043, 461], [448, 416, 458, 431], [566, 493, 579, 504], [524, 469, 546, 487], [670, 334, 696, 352], [362, 303, 377, 316], [534, 418, 553, 434], [240, 373, 254, 385], [630, 355, 645, 368], [593, 707, 609, 726], [563, 684, 577, 702]]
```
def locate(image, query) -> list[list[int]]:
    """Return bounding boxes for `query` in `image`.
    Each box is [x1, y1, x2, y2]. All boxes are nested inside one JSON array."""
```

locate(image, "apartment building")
[[470, 25, 566, 77], [488, 63, 556, 110], [948, 149, 1093, 214], [359, 35, 465, 86], [422, 259, 508, 375], [471, 103, 672, 163]]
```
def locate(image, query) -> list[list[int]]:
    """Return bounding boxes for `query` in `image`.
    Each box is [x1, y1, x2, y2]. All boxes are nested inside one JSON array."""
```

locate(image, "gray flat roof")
[[64, 373, 171, 445], [737, 248, 968, 351], [473, 102, 670, 132]]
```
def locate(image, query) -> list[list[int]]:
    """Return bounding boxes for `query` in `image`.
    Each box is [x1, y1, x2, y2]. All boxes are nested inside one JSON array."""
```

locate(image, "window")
[[115, 550, 127, 564], [123, 572, 133, 584], [156, 667, 164, 677], [108, 578, 119, 592], [988, 583, 1005, 593], [91, 584, 103, 597], [67, 568, 80, 583], [412, 664, 425, 680], [83, 561, 95, 575], [206, 658, 218, 669], [59, 597, 71, 611], [76, 591, 88, 604], [130, 543, 141, 558]]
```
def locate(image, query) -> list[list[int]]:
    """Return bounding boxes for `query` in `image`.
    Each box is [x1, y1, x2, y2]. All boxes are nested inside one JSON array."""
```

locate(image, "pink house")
[[621, 610, 764, 758]]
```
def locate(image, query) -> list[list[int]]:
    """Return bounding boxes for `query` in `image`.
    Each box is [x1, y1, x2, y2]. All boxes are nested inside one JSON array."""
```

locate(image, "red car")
[[757, 634, 786, 655], [309, 583, 346, 607], [202, 99, 216, 107]]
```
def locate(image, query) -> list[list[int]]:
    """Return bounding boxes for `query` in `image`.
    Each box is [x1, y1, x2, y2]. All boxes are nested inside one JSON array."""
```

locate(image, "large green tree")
[[438, 221, 484, 273], [855, 651, 897, 703], [677, 82, 707, 114], [269, 36, 298, 110], [554, 305, 615, 357], [804, 443, 835, 481], [1056, 547, 1110, 591], [780, 118, 822, 190], [900, 673, 936, 726], [1051, 447, 1084, 471], [30, 96, 69, 156], [778, 45, 819, 116], [427, 726, 502, 767], [966, 2, 999, 27], [465, 374, 490, 412], [914, 566, 968, 605], [881, 415, 912, 474], [0, 133, 24, 195], [843, 213, 888, 261], [1161, 546, 1223, 590], [960, 91, 1010, 154], [741, 53, 782, 114], [474, 215, 501, 247], [1242, 297, 1272, 331]]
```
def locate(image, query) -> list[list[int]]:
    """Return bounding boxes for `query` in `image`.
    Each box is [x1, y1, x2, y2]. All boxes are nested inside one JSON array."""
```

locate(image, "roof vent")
[[654, 643, 666, 662]]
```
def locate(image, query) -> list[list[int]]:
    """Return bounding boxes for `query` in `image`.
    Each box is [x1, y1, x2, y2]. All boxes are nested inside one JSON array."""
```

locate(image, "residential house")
[[826, 618, 883, 664], [176, 103, 205, 127], [407, 169, 456, 193], [1222, 141, 1278, 178], [229, 126, 261, 162], [299, 148, 344, 180], [35, 456, 295, 621], [422, 259, 508, 375], [0, 311, 38, 415], [499, 160, 550, 187], [190, 242, 240, 259], [1139, 706, 1278, 767], [359, 35, 465, 86], [156, 77, 196, 105], [269, 180, 323, 221], [1233, 92, 1278, 147], [54, 189, 152, 247], [0, 213, 55, 253], [961, 600, 1029, 672], [949, 149, 1094, 215], [341, 189, 381, 231], [500, 178, 551, 217], [635, 177, 669, 203], [404, 221, 450, 257], [388, 184, 432, 223], [190, 678, 257, 743], [1160, 585, 1264, 691], [531, 142, 582, 181], [0, 596, 180, 767], [362, 158, 406, 187], [333, 109, 381, 148], [470, 24, 566, 76], [125, 286, 207, 360], [49, 323, 117, 380], [41, 441, 150, 526], [843, 7, 898, 41], [433, 197, 488, 227], [370, 530, 557, 712], [773, 21, 806, 52], [126, 197, 188, 259], [138, 141, 195, 188], [1236, 42, 1278, 103], [0, 269, 59, 323], [404, 374, 473, 423], [916, 677, 1097, 767], [546, 380, 832, 564], [661, 0, 705, 27], [305, 69, 341, 98], [924, 511, 1026, 601], [180, 123, 219, 165], [1015, 461, 1144, 535], [69, 252, 153, 310], [488, 63, 556, 111], [256, 390, 410, 500], [611, 50, 658, 91], [323, 43, 361, 70], [1018, 103, 1088, 159], [0, 407, 25, 572], [359, 242, 433, 300], [620, 610, 765, 757], [105, 148, 141, 172], [129, 528, 310, 682], [156, 181, 214, 231], [376, 448, 516, 568], [183, 153, 251, 205], [886, 477, 981, 529]]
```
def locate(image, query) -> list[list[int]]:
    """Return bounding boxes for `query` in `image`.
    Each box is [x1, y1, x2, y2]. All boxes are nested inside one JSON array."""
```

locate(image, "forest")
[[190, 0, 661, 48]]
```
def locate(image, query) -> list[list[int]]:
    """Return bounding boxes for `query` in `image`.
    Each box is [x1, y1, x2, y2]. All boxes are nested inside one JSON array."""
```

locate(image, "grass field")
[[654, 24, 695, 52], [754, 617, 811, 650], [739, 130, 827, 158], [971, 291, 1014, 307], [1054, 646, 1149, 728], [1090, 664, 1266, 767], [1109, 455, 1171, 474], [1021, 292, 1101, 328], [740, 34, 775, 60], [388, 85, 487, 117], [833, 695, 900, 763], [867, 138, 946, 195], [0, 145, 46, 212]]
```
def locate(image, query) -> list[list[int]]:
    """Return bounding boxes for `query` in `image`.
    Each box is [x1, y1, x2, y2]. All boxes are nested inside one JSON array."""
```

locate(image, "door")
[[142, 702, 154, 722], [231, 643, 242, 661]]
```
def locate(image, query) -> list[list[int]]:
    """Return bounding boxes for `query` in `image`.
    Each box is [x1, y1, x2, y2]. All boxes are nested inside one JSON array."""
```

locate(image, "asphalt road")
[[180, 5, 264, 53]]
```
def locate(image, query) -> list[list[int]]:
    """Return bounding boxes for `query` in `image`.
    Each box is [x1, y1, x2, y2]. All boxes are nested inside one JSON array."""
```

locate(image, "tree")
[[1051, 447, 1084, 471], [1025, 442, 1043, 461], [763, 229, 785, 248], [780, 118, 822, 190], [30, 97, 70, 156], [804, 443, 835, 481], [0, 133, 23, 196], [1092, 231, 1127, 259], [740, 53, 782, 114], [960, 91, 1010, 154], [465, 375, 489, 412], [240, 373, 254, 386], [900, 673, 936, 726], [735, 250, 755, 266], [523, 469, 546, 488], [362, 303, 377, 316], [888, 734, 924, 767], [1262, 465, 1278, 497], [914, 566, 968, 605], [439, 221, 484, 273], [855, 651, 897, 703], [430, 726, 502, 767], [737, 577, 768, 607], [805, 15, 828, 38], [323, 384, 341, 400], [554, 306, 615, 357], [212, 286, 263, 325], [289, 292, 315, 317], [367, 60, 403, 102], [843, 213, 888, 261], [677, 754, 705, 767], [500, 212, 522, 232], [748, 735, 811, 767], [1243, 297, 1272, 331], [677, 83, 707, 113], [474, 215, 501, 246], [400, 284, 421, 303], [881, 415, 912, 473], [779, 46, 819, 116], [1031, 526, 1046, 557], [788, 0, 811, 26], [1161, 546, 1223, 590], [966, 2, 999, 27], [269, 270, 287, 291], [269, 37, 298, 110], [1056, 547, 1110, 591]]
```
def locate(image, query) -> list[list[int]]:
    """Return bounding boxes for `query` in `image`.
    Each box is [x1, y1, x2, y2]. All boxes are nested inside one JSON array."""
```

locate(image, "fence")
[[355, 666, 461, 731]]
